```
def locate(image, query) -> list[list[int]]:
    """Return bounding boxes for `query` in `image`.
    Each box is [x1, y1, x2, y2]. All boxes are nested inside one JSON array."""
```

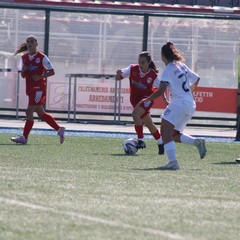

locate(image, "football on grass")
[[123, 138, 138, 155]]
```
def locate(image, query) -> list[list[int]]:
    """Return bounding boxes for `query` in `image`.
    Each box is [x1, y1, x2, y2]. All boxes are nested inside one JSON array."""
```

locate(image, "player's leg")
[[34, 90, 65, 144], [159, 118, 179, 170], [36, 105, 65, 144], [142, 113, 164, 155], [11, 105, 35, 144], [23, 105, 35, 140], [172, 113, 207, 159], [132, 105, 146, 149], [11, 92, 37, 144]]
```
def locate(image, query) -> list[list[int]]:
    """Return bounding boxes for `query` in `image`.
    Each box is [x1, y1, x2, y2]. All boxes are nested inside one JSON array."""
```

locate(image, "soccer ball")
[[123, 138, 138, 155]]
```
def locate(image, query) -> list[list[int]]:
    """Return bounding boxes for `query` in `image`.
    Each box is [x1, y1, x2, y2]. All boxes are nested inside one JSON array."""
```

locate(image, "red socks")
[[134, 125, 144, 139], [23, 120, 34, 140], [40, 113, 60, 131], [152, 130, 161, 140], [23, 114, 59, 139]]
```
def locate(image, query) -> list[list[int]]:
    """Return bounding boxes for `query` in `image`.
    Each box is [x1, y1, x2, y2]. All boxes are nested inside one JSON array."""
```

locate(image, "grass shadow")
[[132, 167, 202, 171], [0, 143, 29, 146], [110, 153, 138, 157], [211, 161, 240, 165], [0, 143, 54, 146], [132, 167, 175, 171]]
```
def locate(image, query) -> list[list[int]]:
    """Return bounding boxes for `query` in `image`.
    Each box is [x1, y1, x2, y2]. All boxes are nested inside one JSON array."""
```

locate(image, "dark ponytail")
[[161, 42, 185, 62], [139, 51, 159, 73], [14, 35, 38, 55], [14, 43, 28, 55]]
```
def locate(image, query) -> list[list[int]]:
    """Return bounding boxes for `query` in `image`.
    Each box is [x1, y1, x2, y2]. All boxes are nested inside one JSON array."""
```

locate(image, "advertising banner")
[[47, 81, 238, 114], [152, 87, 238, 113]]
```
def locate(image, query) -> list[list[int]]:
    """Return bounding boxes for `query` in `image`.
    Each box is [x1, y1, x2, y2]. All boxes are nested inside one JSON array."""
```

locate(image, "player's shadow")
[[0, 143, 27, 146], [211, 161, 240, 165], [132, 167, 170, 171], [132, 167, 202, 171], [111, 153, 138, 157], [0, 143, 50, 146]]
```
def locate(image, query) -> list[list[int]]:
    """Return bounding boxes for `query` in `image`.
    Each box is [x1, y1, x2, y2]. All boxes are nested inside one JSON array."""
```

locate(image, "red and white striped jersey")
[[19, 52, 54, 95], [121, 64, 160, 106]]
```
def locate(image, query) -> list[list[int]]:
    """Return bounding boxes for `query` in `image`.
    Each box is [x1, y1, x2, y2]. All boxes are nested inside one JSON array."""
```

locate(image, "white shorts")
[[161, 103, 195, 132]]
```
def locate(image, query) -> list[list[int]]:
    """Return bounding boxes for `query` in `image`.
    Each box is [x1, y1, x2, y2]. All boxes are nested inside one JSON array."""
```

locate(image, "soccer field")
[[0, 133, 239, 240]]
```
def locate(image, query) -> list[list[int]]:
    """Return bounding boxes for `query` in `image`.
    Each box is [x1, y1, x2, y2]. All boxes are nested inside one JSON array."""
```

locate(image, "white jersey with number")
[[161, 61, 199, 130], [160, 61, 199, 111]]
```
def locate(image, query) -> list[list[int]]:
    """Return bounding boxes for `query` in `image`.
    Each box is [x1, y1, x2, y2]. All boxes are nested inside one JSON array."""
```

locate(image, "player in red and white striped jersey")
[[11, 35, 65, 144], [116, 51, 167, 154]]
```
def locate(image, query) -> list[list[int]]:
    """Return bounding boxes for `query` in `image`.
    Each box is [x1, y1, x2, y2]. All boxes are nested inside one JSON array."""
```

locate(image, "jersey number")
[[178, 73, 190, 92]]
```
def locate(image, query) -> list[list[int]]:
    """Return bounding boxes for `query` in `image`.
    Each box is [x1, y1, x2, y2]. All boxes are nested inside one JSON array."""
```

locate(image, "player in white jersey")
[[137, 42, 207, 170]]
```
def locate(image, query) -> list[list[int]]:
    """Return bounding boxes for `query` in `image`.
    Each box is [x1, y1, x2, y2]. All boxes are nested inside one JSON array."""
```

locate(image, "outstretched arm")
[[115, 69, 123, 81], [190, 77, 200, 92], [162, 91, 169, 105], [21, 65, 28, 78], [32, 68, 55, 81], [136, 82, 168, 107]]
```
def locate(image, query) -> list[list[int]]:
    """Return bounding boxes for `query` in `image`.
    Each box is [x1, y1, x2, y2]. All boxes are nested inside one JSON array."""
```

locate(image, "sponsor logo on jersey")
[[163, 108, 171, 116], [131, 80, 147, 90], [28, 64, 38, 71], [144, 101, 151, 108], [147, 77, 152, 84]]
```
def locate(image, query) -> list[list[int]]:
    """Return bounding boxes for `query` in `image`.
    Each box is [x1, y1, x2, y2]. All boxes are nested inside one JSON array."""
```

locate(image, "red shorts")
[[139, 100, 154, 119], [28, 90, 46, 105], [131, 97, 154, 119]]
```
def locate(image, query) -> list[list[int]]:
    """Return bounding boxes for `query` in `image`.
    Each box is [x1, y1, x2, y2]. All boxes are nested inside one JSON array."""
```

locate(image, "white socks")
[[157, 137, 163, 145], [180, 133, 195, 145], [164, 141, 177, 162]]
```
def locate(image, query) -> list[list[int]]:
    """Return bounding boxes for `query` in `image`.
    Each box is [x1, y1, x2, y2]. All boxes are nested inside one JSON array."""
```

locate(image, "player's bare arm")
[[190, 77, 200, 92], [137, 82, 168, 108], [32, 69, 55, 81], [21, 65, 28, 78], [162, 92, 169, 105]]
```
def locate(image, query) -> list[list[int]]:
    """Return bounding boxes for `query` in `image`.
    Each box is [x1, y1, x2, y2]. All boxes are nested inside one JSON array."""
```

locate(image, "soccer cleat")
[[159, 160, 180, 170], [194, 138, 207, 159], [158, 143, 164, 155], [58, 127, 65, 144], [136, 140, 146, 149], [11, 136, 28, 144]]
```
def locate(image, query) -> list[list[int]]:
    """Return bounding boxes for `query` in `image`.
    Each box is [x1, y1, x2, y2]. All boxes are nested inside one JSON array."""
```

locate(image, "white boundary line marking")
[[0, 197, 185, 240]]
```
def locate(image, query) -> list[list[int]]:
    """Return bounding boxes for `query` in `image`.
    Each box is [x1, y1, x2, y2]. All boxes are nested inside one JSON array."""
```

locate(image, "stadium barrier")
[[1, 70, 237, 137], [65, 73, 121, 124], [63, 73, 239, 133], [0, 68, 21, 119], [236, 92, 240, 141]]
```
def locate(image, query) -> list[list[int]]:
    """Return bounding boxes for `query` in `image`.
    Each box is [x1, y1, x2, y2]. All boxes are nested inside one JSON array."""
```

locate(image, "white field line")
[[0, 166, 232, 182], [0, 197, 185, 240]]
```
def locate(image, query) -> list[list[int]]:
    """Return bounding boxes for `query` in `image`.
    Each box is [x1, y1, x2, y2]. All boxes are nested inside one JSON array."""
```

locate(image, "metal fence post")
[[16, 71, 20, 119], [73, 76, 77, 122], [113, 79, 117, 123], [118, 80, 121, 124], [67, 75, 71, 122], [236, 92, 240, 141]]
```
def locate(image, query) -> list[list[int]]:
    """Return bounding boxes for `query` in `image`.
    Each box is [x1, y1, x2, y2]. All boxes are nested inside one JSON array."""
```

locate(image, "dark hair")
[[161, 42, 185, 62], [139, 51, 159, 73], [14, 35, 38, 55], [14, 43, 28, 55]]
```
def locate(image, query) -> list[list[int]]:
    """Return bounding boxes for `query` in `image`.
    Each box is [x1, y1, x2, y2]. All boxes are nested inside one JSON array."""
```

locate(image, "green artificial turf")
[[0, 133, 239, 240]]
